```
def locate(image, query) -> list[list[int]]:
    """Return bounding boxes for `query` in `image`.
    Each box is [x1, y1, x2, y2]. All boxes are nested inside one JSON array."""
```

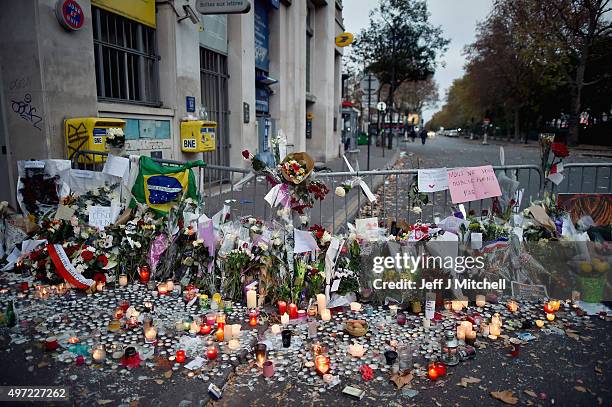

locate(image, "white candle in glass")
[[145, 326, 157, 342], [350, 302, 362, 312], [457, 325, 466, 340], [118, 274, 128, 287], [166, 280, 175, 292], [316, 294, 327, 315], [281, 313, 289, 325], [246, 289, 257, 309], [452, 300, 462, 312], [320, 309, 331, 321], [271, 324, 281, 335], [228, 339, 240, 350], [232, 324, 242, 339], [475, 295, 486, 307]]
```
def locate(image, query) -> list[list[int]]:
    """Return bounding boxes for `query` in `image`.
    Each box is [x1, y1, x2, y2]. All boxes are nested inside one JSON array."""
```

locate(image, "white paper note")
[[293, 229, 319, 253], [418, 168, 449, 192], [103, 154, 130, 183]]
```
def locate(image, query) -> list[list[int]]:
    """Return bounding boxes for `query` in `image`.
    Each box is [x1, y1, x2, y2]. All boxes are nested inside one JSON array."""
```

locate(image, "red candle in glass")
[[543, 302, 554, 314], [206, 315, 216, 326], [435, 362, 447, 377], [249, 310, 258, 327], [207, 345, 218, 360], [45, 337, 59, 351], [427, 363, 439, 380], [200, 324, 212, 335], [278, 301, 287, 316], [176, 350, 186, 363], [288, 303, 298, 319], [139, 265, 150, 283], [120, 300, 130, 312], [20, 282, 29, 293], [75, 355, 85, 366], [215, 327, 224, 341]]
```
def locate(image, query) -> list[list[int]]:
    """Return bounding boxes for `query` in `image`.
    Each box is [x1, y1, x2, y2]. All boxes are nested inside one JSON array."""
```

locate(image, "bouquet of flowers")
[[105, 127, 125, 149], [540, 134, 569, 189]]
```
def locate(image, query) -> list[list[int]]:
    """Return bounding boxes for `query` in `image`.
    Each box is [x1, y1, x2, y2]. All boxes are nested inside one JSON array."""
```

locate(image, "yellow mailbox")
[[180, 120, 217, 153], [65, 117, 126, 163]]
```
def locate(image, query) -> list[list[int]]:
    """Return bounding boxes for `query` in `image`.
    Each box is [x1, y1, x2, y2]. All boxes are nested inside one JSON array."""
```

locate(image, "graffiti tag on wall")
[[11, 93, 42, 131]]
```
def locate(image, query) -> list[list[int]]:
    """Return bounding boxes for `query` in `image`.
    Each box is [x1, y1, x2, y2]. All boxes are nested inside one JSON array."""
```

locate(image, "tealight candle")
[[246, 289, 257, 309], [200, 324, 212, 335], [68, 336, 80, 344], [118, 274, 128, 287], [288, 303, 298, 319], [316, 294, 327, 315], [176, 350, 186, 363], [228, 339, 240, 350], [507, 300, 518, 312], [475, 295, 486, 307], [166, 280, 175, 292], [546, 312, 555, 322], [96, 281, 105, 292], [144, 326, 157, 343], [320, 308, 331, 321], [278, 301, 287, 316], [249, 310, 258, 327], [281, 313, 290, 325], [143, 301, 154, 312], [92, 344, 106, 362], [315, 355, 330, 375], [535, 319, 545, 328], [271, 324, 281, 335], [350, 302, 362, 312], [157, 283, 168, 296]]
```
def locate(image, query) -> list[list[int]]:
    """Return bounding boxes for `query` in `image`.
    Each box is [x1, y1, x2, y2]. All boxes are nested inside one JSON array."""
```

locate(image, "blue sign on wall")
[[255, 87, 269, 113], [254, 1, 270, 71], [186, 96, 196, 113]]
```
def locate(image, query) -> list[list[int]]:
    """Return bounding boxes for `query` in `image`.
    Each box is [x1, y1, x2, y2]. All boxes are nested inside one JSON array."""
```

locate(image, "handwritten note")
[[355, 217, 379, 241], [88, 206, 119, 229], [418, 168, 448, 192], [294, 229, 319, 253], [447, 165, 502, 203]]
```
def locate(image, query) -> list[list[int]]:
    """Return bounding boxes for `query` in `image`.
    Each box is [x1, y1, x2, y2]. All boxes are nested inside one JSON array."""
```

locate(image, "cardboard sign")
[[511, 281, 548, 301], [447, 165, 502, 203], [55, 205, 75, 221], [418, 168, 448, 192], [88, 206, 119, 229]]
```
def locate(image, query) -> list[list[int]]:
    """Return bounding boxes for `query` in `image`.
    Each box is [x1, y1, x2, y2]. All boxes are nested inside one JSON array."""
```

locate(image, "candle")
[[461, 297, 468, 308], [118, 274, 128, 287], [92, 345, 106, 362], [348, 343, 365, 358], [176, 350, 186, 363], [423, 317, 431, 330], [200, 324, 212, 335], [216, 327, 225, 341], [475, 295, 486, 307], [254, 343, 267, 367], [271, 324, 281, 335], [315, 355, 330, 375], [281, 313, 290, 325], [481, 323, 490, 336], [460, 321, 473, 332], [288, 303, 298, 319], [451, 300, 462, 312], [350, 302, 362, 312], [96, 281, 105, 292], [490, 323, 501, 337], [249, 310, 258, 327], [231, 324, 241, 338], [76, 355, 85, 366], [389, 304, 398, 316], [190, 321, 199, 334], [139, 265, 150, 283], [397, 313, 407, 326], [157, 283, 168, 295], [206, 345, 218, 360], [546, 312, 555, 322], [206, 314, 216, 326], [277, 301, 287, 315], [507, 300, 518, 312], [457, 326, 466, 340], [428, 363, 439, 380], [543, 302, 554, 313], [246, 289, 257, 309], [144, 326, 157, 343], [550, 299, 560, 311], [68, 336, 80, 344], [143, 301, 154, 312], [166, 280, 175, 292], [228, 339, 240, 350], [316, 294, 327, 315], [443, 300, 452, 311], [262, 360, 274, 378], [216, 313, 226, 329], [114, 308, 124, 320], [45, 337, 59, 351], [466, 330, 477, 345], [320, 309, 331, 321], [297, 310, 306, 319], [183, 321, 191, 331], [491, 313, 502, 327]]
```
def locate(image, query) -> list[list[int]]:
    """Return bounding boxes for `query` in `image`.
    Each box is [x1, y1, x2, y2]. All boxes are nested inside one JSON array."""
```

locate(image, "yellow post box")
[[180, 120, 217, 153], [65, 117, 126, 163]]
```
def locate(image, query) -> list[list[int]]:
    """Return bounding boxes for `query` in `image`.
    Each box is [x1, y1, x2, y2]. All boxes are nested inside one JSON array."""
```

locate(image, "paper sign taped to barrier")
[[511, 281, 548, 301], [447, 165, 502, 203], [418, 168, 448, 192], [355, 217, 379, 241]]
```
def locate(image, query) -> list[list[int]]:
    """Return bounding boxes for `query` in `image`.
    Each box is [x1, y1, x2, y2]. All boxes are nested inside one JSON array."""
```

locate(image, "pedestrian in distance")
[[410, 129, 417, 143], [420, 129, 427, 145]]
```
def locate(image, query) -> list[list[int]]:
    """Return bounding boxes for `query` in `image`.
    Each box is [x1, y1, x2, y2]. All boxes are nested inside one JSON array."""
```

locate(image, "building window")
[[92, 7, 160, 106], [306, 4, 314, 93]]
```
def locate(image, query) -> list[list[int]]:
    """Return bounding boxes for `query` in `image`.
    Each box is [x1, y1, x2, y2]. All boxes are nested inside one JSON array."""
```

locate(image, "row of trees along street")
[[427, 0, 612, 146], [347, 0, 449, 130]]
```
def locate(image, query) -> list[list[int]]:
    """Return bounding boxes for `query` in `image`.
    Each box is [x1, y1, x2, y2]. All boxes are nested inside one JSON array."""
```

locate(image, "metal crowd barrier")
[[70, 150, 611, 233]]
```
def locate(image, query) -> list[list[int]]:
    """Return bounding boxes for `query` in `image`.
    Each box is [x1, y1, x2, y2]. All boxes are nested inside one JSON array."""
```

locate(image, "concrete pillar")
[[227, 12, 257, 167]]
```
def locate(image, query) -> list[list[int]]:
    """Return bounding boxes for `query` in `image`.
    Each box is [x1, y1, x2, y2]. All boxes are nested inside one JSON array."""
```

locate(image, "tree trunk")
[[568, 84, 582, 146], [513, 109, 520, 143]]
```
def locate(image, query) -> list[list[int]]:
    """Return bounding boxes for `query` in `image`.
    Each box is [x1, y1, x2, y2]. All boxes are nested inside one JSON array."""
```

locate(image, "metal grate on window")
[[93, 7, 161, 106]]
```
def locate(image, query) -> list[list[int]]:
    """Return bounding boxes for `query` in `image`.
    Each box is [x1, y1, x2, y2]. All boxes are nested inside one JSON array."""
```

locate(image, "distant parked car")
[[427, 131, 436, 138], [447, 129, 458, 137]]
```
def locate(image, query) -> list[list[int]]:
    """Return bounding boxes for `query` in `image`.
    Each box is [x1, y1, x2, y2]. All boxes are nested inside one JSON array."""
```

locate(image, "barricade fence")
[[71, 150, 611, 233]]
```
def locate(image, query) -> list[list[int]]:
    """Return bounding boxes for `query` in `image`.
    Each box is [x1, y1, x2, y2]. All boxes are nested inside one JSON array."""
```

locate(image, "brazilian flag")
[[131, 156, 204, 215]]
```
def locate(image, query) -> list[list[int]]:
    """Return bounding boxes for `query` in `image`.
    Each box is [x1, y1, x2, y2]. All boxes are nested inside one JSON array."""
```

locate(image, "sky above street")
[[343, 0, 493, 123]]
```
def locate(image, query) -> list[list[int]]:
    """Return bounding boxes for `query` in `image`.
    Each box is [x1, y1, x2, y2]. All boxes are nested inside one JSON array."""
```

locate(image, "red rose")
[[97, 255, 108, 267], [81, 250, 94, 261], [242, 150, 251, 160], [551, 142, 569, 158]]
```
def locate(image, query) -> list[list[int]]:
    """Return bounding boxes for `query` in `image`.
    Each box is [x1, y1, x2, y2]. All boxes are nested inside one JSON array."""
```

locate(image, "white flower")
[[411, 206, 422, 215], [321, 231, 332, 244], [192, 239, 204, 247], [335, 186, 346, 198], [299, 215, 309, 225], [70, 216, 79, 227], [134, 241, 142, 249], [75, 264, 85, 273], [272, 237, 282, 247], [257, 242, 269, 251], [277, 207, 291, 218]]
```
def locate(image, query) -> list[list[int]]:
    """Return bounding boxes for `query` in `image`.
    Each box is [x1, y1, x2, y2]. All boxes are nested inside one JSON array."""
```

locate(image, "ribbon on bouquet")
[[47, 244, 95, 290], [264, 183, 291, 208], [341, 155, 377, 203]]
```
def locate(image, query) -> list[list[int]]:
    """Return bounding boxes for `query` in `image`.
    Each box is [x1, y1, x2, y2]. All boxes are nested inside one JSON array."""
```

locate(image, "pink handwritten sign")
[[447, 165, 502, 203]]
